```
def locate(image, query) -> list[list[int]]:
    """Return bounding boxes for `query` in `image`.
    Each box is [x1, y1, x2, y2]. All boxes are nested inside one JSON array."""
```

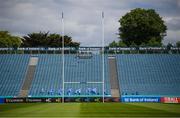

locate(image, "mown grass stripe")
[[0, 103, 180, 117]]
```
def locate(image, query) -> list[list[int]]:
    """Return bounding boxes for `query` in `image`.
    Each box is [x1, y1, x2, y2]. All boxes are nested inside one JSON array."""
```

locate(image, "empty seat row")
[[116, 54, 180, 96], [28, 54, 111, 97], [0, 55, 30, 96]]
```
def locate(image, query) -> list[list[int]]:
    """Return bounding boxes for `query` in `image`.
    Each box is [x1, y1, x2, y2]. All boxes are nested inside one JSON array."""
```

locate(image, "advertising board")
[[161, 97, 180, 103], [121, 97, 161, 102]]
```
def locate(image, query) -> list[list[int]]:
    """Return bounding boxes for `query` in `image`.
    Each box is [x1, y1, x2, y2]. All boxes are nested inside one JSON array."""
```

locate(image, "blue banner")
[[0, 98, 4, 104], [121, 97, 161, 102]]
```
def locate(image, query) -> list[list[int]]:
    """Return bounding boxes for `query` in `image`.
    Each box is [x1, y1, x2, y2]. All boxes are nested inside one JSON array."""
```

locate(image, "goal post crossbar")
[[64, 82, 104, 84]]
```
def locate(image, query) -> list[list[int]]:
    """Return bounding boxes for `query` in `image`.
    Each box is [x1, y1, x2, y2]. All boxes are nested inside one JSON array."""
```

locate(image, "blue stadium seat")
[[2, 54, 179, 98], [116, 54, 180, 96], [28, 54, 111, 97], [29, 55, 63, 97], [0, 55, 30, 97]]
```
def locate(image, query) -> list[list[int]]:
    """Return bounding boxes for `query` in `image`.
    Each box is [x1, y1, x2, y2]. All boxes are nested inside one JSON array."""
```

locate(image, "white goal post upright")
[[61, 12, 65, 103], [102, 12, 105, 103], [61, 12, 105, 103]]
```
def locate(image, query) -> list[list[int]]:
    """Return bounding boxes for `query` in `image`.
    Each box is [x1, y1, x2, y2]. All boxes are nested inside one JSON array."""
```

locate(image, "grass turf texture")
[[0, 103, 180, 117]]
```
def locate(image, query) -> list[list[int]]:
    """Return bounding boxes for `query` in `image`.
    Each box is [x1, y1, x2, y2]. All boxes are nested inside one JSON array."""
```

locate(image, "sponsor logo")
[[161, 97, 180, 103], [5, 98, 24, 103], [121, 97, 160, 102]]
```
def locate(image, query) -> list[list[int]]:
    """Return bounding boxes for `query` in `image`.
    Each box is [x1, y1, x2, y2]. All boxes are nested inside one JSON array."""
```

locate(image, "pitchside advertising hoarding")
[[4, 97, 120, 103], [3, 97, 180, 103], [121, 97, 161, 102], [161, 97, 180, 103], [5, 98, 62, 103], [121, 97, 180, 103], [0, 98, 4, 103]]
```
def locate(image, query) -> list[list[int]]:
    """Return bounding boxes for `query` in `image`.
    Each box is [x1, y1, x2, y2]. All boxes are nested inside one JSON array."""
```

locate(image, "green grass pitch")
[[0, 103, 180, 117]]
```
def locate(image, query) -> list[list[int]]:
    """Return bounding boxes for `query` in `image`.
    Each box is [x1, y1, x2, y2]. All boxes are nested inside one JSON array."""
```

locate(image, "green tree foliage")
[[109, 40, 127, 47], [118, 41, 127, 47], [146, 37, 162, 47], [0, 31, 21, 48], [118, 8, 167, 46], [109, 41, 118, 47], [176, 41, 180, 47], [22, 32, 80, 47], [22, 32, 49, 47]]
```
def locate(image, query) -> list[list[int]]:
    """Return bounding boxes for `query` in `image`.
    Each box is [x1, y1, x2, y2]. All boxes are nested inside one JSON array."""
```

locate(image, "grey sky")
[[0, 0, 180, 46]]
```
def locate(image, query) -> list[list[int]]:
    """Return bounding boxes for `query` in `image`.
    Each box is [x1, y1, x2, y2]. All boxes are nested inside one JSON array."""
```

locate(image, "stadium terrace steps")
[[108, 56, 120, 97], [19, 57, 38, 97], [19, 90, 28, 97]]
